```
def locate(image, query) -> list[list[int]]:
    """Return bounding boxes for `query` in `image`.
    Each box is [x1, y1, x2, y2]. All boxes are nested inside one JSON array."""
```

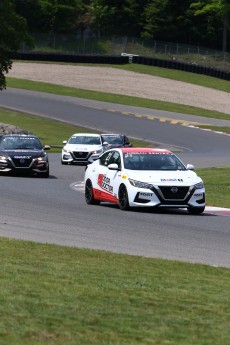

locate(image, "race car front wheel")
[[187, 206, 205, 215], [118, 184, 130, 211], [85, 179, 100, 205]]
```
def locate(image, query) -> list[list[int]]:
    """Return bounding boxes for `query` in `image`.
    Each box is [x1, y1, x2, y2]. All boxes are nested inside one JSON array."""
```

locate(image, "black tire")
[[85, 179, 100, 205], [40, 169, 49, 178], [118, 185, 130, 210], [187, 206, 205, 215], [61, 160, 68, 165]]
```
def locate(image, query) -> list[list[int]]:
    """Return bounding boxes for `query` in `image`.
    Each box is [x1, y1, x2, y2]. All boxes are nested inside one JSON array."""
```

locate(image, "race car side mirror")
[[186, 164, 194, 170], [108, 163, 120, 171]]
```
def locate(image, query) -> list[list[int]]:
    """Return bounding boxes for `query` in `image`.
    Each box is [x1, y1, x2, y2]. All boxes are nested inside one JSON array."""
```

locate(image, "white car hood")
[[126, 170, 200, 186], [65, 144, 102, 151]]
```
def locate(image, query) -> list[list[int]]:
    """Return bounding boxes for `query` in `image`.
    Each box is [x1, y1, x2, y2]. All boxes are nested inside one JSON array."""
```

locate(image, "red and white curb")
[[204, 206, 230, 216], [71, 181, 230, 216]]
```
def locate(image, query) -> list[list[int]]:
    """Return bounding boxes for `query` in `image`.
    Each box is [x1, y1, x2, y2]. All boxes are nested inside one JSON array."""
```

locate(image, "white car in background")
[[84, 147, 206, 214], [61, 133, 103, 165]]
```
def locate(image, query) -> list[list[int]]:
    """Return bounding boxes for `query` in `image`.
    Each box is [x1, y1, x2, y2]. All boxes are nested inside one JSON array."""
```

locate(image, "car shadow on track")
[[94, 203, 214, 216]]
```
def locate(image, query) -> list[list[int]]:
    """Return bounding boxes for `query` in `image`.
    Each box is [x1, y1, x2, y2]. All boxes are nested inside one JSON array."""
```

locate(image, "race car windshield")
[[102, 135, 123, 144], [0, 137, 42, 150], [123, 153, 186, 171], [69, 136, 101, 145]]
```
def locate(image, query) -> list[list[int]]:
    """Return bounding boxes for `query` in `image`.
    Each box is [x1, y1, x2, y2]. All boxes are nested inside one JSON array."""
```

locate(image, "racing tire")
[[61, 160, 68, 165], [85, 179, 100, 205], [118, 185, 130, 211], [40, 169, 49, 178], [187, 206, 205, 215]]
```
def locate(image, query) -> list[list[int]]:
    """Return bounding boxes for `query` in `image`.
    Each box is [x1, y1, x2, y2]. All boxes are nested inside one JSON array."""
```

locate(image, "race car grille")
[[72, 151, 89, 159], [158, 186, 190, 200], [12, 157, 33, 168]]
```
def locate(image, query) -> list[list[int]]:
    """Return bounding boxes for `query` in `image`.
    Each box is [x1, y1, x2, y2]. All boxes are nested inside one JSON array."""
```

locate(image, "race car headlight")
[[37, 156, 47, 162], [194, 181, 204, 189], [91, 149, 103, 154], [128, 178, 152, 189]]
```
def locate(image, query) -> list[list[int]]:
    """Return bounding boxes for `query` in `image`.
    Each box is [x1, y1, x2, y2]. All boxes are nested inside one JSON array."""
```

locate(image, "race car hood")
[[0, 149, 46, 158], [65, 144, 102, 152], [126, 169, 200, 186]]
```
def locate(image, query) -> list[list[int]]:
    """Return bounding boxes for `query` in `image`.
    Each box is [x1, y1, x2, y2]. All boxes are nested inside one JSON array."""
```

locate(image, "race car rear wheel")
[[118, 184, 130, 211], [85, 179, 100, 205], [187, 206, 205, 215]]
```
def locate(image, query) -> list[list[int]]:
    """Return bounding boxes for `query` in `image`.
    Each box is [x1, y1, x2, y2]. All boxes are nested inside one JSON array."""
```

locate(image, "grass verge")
[[197, 167, 230, 208], [1, 237, 230, 345], [0, 108, 151, 151]]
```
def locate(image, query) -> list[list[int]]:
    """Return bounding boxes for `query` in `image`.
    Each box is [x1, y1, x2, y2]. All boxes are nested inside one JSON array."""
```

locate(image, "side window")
[[110, 151, 121, 167], [124, 136, 129, 144], [99, 151, 113, 167]]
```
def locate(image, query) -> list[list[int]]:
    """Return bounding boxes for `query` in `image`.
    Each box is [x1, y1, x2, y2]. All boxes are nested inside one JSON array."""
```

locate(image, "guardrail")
[[132, 56, 230, 81], [11, 51, 129, 65]]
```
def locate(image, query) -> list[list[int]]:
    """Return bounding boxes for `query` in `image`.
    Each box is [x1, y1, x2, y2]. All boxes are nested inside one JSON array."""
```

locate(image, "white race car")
[[61, 133, 104, 165], [84, 147, 206, 214]]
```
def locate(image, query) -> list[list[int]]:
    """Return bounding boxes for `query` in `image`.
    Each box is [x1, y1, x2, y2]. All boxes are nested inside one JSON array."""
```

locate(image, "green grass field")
[[1, 237, 230, 345], [0, 63, 229, 345]]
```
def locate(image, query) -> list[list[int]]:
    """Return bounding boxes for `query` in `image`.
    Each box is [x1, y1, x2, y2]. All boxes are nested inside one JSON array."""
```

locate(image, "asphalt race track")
[[0, 88, 230, 268]]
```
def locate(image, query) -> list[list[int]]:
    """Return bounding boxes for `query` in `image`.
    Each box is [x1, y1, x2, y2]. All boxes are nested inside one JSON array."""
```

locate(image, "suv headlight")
[[194, 181, 204, 189], [0, 155, 8, 161], [128, 178, 152, 189]]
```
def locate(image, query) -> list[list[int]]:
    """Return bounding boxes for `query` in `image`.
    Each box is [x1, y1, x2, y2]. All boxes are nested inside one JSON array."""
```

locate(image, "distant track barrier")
[[11, 51, 129, 65], [11, 50, 230, 81], [132, 56, 230, 81]]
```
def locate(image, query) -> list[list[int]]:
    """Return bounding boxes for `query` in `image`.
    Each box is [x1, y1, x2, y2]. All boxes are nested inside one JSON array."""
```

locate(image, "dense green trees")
[[10, 0, 230, 51], [0, 0, 31, 90], [0, 0, 229, 90], [91, 0, 229, 50]]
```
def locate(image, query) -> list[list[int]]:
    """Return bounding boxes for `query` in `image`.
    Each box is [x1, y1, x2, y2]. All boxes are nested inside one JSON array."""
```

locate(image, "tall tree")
[[190, 0, 230, 51], [38, 0, 86, 34], [92, 0, 144, 36], [0, 0, 31, 90]]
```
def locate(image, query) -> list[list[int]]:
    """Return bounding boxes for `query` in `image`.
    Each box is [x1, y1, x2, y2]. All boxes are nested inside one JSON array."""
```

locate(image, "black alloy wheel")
[[85, 179, 100, 205], [118, 185, 130, 210]]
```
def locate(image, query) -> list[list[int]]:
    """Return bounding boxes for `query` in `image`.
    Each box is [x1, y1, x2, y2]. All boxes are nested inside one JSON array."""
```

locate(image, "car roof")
[[120, 147, 172, 154], [71, 133, 101, 137], [1, 134, 38, 138], [101, 133, 123, 136]]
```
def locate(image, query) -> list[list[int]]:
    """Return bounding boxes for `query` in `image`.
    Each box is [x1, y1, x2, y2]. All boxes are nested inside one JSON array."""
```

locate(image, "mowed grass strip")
[[1, 237, 230, 345], [197, 167, 230, 208], [0, 108, 150, 150]]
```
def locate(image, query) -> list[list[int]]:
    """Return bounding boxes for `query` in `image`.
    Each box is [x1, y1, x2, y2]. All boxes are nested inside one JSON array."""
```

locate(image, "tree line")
[[0, 0, 230, 90], [11, 0, 230, 51]]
